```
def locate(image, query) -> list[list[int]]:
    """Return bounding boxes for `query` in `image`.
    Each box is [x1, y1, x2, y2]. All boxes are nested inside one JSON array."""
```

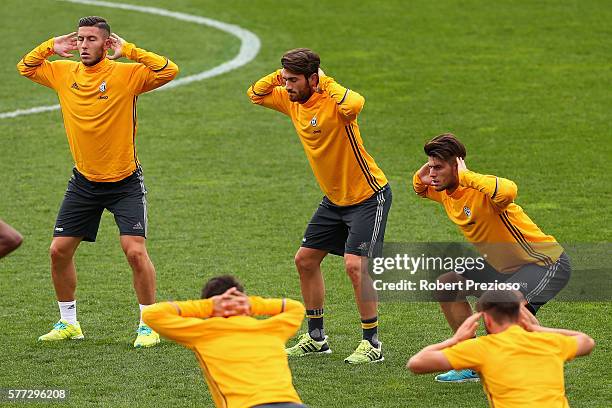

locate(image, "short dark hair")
[[201, 275, 245, 299], [476, 290, 520, 324], [281, 48, 320, 78], [78, 16, 110, 36], [424, 133, 467, 163]]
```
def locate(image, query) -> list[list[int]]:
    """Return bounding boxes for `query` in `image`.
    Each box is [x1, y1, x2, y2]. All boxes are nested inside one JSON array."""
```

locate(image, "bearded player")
[[248, 49, 391, 364]]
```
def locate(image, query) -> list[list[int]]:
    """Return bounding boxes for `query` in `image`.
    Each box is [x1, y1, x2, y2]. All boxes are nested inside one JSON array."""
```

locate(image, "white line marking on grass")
[[0, 0, 260, 119], [0, 105, 63, 119]]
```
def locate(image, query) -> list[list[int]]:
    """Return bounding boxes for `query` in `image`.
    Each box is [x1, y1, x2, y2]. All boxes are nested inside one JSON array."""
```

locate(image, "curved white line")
[[0, 0, 260, 120]]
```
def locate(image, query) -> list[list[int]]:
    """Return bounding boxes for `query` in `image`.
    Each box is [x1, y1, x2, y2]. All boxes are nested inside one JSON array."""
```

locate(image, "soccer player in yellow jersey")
[[0, 219, 23, 259], [143, 275, 308, 408], [248, 49, 391, 363], [17, 16, 178, 347], [407, 290, 595, 408], [412, 133, 571, 382]]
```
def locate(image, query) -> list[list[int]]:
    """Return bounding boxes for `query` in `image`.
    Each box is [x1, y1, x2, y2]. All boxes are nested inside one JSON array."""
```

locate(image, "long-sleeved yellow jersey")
[[142, 297, 305, 408], [248, 70, 387, 206], [443, 325, 577, 408], [17, 38, 178, 182], [413, 169, 563, 273]]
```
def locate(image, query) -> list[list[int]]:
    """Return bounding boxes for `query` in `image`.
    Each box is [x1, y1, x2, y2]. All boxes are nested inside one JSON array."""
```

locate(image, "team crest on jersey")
[[99, 81, 107, 93], [463, 206, 472, 217], [310, 116, 317, 127]]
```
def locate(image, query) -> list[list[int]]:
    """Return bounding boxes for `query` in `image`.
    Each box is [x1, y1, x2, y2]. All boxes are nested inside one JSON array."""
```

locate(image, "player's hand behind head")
[[417, 162, 433, 185], [518, 305, 540, 332], [314, 67, 325, 93], [106, 33, 125, 60], [211, 287, 251, 317], [456, 157, 468, 173], [453, 312, 482, 342], [53, 32, 77, 58]]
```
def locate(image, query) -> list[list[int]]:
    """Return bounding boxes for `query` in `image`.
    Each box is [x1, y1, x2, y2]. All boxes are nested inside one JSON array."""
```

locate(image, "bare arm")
[[407, 312, 482, 373], [406, 338, 456, 374], [519, 307, 595, 357], [0, 220, 22, 258]]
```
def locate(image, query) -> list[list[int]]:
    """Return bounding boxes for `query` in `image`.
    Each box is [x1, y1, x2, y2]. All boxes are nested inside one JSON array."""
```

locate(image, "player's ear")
[[308, 72, 319, 89], [104, 36, 112, 50], [483, 313, 492, 333]]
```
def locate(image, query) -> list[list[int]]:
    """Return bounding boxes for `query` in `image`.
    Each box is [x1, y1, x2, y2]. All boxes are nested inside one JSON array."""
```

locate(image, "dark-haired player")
[[143, 275, 308, 408], [17, 16, 178, 347], [248, 48, 391, 363], [412, 133, 571, 381], [407, 290, 594, 407]]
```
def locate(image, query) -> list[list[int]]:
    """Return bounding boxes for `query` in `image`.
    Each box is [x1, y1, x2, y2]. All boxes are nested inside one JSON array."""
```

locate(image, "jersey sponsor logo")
[[71, 82, 80, 90], [310, 116, 317, 127], [463, 206, 472, 217], [99, 81, 107, 93]]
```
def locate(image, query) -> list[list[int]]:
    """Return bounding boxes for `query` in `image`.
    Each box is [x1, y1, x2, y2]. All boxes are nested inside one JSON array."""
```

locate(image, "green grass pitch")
[[0, 0, 610, 406]]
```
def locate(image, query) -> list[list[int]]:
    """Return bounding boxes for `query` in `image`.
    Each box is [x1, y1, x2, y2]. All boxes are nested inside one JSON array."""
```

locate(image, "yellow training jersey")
[[442, 325, 578, 408], [248, 70, 387, 206], [17, 38, 179, 182], [142, 297, 305, 408], [413, 169, 563, 272]]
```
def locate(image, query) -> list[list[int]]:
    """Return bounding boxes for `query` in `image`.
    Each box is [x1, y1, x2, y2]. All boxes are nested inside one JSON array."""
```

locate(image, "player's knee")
[[437, 271, 460, 284], [433, 272, 461, 302], [49, 242, 73, 264], [344, 259, 363, 285], [294, 252, 318, 275], [124, 246, 148, 268]]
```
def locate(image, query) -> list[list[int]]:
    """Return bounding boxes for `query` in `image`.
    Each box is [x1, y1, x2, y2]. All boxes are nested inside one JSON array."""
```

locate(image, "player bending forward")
[[413, 133, 571, 382], [248, 49, 391, 364]]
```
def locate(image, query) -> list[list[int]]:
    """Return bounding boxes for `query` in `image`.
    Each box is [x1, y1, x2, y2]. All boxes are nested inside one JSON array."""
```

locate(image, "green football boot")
[[38, 320, 84, 341], [344, 340, 384, 364], [286, 333, 332, 356], [133, 324, 160, 348]]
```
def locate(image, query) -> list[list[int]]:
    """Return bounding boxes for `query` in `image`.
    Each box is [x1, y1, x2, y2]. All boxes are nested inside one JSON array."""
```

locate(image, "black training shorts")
[[460, 252, 571, 313], [53, 167, 148, 242], [301, 184, 392, 257]]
